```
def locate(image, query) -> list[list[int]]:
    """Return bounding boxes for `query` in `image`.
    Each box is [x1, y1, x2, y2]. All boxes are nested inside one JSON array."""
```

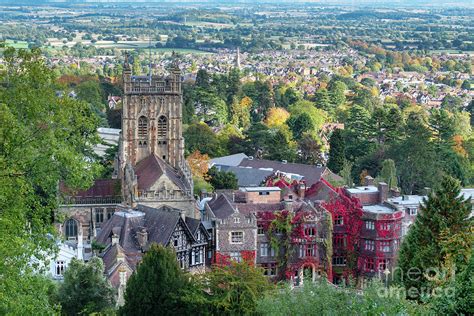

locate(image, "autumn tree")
[[186, 150, 211, 180], [264, 107, 290, 128], [231, 96, 252, 130]]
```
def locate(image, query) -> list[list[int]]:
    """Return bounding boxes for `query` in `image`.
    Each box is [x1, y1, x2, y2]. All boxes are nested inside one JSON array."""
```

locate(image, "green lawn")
[[4, 39, 29, 49]]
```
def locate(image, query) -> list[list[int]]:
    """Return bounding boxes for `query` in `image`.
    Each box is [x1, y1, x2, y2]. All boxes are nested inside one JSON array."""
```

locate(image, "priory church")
[[54, 56, 208, 291]]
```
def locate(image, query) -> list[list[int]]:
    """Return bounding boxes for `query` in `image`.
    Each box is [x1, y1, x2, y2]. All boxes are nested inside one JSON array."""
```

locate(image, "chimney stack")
[[378, 182, 389, 203], [137, 227, 148, 250], [297, 182, 306, 199], [390, 188, 401, 198], [364, 176, 374, 186], [111, 226, 121, 245]]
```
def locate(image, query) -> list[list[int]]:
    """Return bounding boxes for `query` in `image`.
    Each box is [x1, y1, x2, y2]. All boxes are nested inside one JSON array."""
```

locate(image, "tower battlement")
[[123, 74, 181, 95]]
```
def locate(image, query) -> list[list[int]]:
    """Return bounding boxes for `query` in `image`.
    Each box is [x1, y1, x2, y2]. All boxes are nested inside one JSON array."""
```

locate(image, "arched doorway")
[[299, 264, 316, 285]]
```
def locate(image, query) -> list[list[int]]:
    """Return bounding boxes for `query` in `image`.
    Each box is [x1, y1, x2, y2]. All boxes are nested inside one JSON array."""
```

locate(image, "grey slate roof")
[[219, 166, 273, 187], [210, 153, 248, 167], [96, 204, 188, 253], [206, 194, 236, 219], [238, 158, 340, 186]]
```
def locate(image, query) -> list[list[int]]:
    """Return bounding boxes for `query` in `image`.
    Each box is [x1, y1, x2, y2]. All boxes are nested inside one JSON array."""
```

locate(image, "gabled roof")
[[134, 154, 191, 192], [185, 217, 211, 240], [207, 194, 236, 219], [305, 180, 340, 202], [96, 204, 194, 254]]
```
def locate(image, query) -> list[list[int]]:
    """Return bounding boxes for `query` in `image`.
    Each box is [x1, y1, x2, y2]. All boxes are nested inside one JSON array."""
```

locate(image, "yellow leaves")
[[452, 135, 467, 157], [186, 150, 210, 180], [231, 96, 252, 130], [370, 86, 379, 97], [264, 107, 290, 128]]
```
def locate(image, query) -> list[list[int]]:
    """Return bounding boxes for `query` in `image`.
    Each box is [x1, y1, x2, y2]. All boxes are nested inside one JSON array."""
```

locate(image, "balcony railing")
[[60, 196, 122, 206]]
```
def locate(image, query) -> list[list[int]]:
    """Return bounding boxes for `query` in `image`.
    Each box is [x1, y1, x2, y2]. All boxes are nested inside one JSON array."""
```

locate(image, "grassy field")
[[4, 39, 29, 49]]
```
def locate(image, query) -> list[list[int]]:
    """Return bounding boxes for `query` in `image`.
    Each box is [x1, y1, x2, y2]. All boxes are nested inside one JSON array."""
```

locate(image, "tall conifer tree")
[[396, 176, 473, 300], [327, 129, 345, 174]]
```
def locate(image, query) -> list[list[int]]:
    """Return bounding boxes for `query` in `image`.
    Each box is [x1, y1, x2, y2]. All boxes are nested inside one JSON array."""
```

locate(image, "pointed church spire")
[[235, 47, 241, 69]]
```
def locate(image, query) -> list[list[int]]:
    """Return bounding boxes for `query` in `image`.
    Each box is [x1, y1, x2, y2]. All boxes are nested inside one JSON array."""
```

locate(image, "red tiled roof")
[[60, 179, 121, 198]]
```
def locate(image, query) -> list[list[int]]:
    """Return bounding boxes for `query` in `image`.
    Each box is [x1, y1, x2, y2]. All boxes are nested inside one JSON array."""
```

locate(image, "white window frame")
[[230, 231, 244, 244], [365, 239, 375, 251], [260, 243, 268, 257], [230, 252, 242, 263], [365, 220, 375, 230], [380, 241, 391, 252], [56, 260, 66, 276]]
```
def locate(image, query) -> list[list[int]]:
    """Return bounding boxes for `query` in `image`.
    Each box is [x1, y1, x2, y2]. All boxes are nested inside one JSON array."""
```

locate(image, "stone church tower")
[[119, 55, 195, 217], [121, 57, 184, 169]]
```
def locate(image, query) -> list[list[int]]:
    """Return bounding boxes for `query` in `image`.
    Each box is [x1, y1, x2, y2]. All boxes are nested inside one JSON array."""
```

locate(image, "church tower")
[[120, 54, 195, 216], [121, 55, 185, 169]]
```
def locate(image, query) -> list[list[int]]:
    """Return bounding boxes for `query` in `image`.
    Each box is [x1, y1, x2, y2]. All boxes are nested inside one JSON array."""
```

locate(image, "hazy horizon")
[[0, 0, 473, 8]]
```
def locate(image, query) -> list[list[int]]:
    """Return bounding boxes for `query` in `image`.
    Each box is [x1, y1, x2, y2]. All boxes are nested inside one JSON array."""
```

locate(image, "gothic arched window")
[[65, 218, 78, 239], [138, 116, 148, 145], [157, 116, 167, 138]]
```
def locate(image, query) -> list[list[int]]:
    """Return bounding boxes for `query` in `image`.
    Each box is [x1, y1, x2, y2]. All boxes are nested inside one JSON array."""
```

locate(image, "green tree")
[[194, 89, 228, 126], [288, 100, 327, 134], [314, 88, 332, 112], [184, 123, 223, 157], [121, 244, 203, 315], [256, 280, 424, 316], [329, 81, 347, 108], [345, 104, 373, 161], [393, 112, 439, 194], [195, 69, 210, 89], [208, 166, 238, 190], [57, 257, 115, 315], [287, 113, 314, 140], [430, 247, 474, 315], [377, 159, 398, 189], [327, 129, 346, 174], [0, 48, 100, 314], [429, 109, 455, 145], [340, 160, 353, 187], [205, 261, 272, 315], [396, 176, 473, 300]]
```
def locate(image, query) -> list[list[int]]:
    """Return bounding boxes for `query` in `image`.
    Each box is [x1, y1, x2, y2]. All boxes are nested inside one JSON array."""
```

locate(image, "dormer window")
[[334, 215, 344, 226]]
